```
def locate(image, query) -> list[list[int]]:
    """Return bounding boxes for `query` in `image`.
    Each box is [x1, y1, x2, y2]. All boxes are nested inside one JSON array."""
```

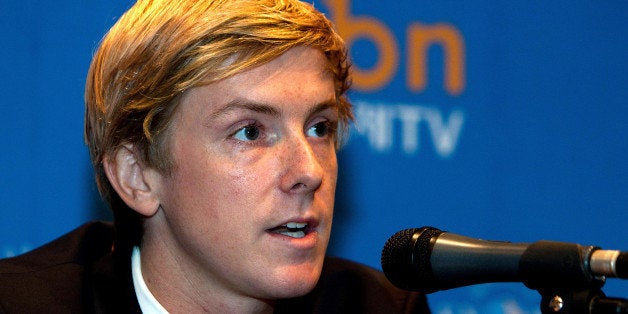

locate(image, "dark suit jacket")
[[0, 222, 429, 313]]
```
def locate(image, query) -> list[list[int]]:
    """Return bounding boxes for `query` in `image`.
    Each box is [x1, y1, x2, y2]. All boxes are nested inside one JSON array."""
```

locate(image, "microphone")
[[381, 227, 628, 293]]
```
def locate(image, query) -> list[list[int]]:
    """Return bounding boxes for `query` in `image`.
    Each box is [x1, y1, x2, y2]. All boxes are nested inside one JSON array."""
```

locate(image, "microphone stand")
[[519, 241, 628, 313], [536, 286, 628, 314]]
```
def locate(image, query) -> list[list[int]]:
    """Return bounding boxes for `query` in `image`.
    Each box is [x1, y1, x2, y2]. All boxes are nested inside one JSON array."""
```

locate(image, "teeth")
[[278, 230, 306, 238], [268, 222, 309, 238], [286, 222, 307, 229]]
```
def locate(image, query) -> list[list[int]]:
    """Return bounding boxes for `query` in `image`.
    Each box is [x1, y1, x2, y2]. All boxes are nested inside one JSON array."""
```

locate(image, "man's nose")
[[278, 134, 324, 194]]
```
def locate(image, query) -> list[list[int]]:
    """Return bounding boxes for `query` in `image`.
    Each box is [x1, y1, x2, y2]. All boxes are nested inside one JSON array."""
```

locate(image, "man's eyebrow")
[[208, 99, 282, 120], [306, 99, 339, 118]]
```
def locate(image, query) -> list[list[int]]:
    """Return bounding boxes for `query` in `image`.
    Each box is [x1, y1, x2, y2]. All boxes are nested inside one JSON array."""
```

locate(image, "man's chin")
[[266, 265, 323, 299]]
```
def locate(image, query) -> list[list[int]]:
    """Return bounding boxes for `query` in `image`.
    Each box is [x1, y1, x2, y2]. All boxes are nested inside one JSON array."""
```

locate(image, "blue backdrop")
[[1, 1, 626, 313]]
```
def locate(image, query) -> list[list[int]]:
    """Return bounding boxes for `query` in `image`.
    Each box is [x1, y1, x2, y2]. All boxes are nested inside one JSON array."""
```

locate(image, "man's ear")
[[103, 143, 161, 217]]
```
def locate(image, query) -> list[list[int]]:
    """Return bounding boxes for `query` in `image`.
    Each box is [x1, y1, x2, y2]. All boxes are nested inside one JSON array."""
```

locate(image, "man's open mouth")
[[267, 222, 311, 239]]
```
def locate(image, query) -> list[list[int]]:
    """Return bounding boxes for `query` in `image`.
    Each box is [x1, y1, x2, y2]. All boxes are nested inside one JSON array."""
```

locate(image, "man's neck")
[[137, 230, 275, 313]]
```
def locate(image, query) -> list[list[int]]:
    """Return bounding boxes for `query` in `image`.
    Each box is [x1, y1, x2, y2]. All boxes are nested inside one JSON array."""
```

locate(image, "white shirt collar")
[[131, 246, 170, 314]]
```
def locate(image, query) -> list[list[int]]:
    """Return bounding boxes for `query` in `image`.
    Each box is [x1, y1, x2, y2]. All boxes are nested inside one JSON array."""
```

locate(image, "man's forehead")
[[180, 47, 337, 118], [206, 97, 339, 120]]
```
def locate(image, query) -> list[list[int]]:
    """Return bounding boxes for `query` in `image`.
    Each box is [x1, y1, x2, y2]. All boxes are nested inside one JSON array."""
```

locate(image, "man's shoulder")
[[276, 256, 431, 313], [319, 256, 394, 289], [0, 221, 115, 313], [0, 221, 114, 273]]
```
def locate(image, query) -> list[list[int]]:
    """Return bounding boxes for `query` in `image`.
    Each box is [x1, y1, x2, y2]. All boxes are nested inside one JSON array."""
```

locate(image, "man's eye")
[[307, 121, 334, 138], [233, 124, 261, 141]]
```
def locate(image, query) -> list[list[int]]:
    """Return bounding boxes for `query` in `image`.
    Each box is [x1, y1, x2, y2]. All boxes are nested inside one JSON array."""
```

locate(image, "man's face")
[[146, 46, 338, 303]]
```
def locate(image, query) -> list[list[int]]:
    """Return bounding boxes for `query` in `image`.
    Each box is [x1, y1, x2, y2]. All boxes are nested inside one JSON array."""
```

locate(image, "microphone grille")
[[381, 228, 421, 267], [381, 227, 442, 291]]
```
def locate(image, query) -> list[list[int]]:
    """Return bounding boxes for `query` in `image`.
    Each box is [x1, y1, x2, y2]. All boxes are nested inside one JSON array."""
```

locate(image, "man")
[[0, 0, 429, 312]]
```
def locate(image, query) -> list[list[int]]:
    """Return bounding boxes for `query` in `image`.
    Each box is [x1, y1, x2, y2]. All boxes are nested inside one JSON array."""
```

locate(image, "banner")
[[2, 1, 626, 313]]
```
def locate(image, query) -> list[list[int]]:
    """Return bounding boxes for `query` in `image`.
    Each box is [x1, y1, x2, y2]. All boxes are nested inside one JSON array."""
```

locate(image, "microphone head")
[[381, 227, 443, 292]]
